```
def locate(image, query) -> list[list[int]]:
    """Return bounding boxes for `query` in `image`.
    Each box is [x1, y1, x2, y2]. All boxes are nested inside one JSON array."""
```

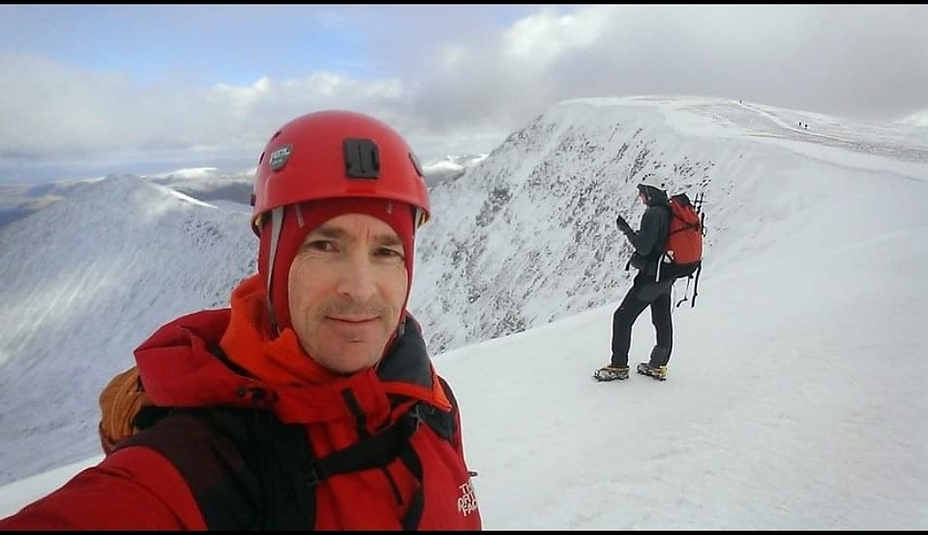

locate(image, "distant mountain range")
[[0, 153, 488, 230]]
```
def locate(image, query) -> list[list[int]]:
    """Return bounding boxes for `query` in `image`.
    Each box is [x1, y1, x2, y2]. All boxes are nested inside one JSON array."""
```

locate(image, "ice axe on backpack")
[[673, 265, 701, 308]]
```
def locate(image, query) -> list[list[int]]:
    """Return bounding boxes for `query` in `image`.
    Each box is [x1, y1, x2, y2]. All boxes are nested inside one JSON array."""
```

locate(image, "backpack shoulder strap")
[[309, 376, 458, 481], [421, 375, 458, 441], [307, 378, 459, 530], [205, 407, 315, 530], [120, 406, 314, 530]]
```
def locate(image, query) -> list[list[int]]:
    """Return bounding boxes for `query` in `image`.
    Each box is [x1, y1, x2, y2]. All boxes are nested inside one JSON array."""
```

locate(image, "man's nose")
[[336, 252, 377, 301]]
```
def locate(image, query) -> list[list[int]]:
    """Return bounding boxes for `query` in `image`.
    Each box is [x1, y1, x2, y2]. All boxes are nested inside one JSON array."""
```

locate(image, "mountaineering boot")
[[593, 365, 629, 382], [636, 362, 667, 381]]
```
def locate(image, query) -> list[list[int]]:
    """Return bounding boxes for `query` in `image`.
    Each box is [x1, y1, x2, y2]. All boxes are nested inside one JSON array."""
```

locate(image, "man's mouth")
[[329, 316, 377, 323]]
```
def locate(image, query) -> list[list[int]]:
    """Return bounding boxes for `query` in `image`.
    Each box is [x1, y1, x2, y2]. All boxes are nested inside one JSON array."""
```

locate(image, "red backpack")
[[662, 192, 705, 307]]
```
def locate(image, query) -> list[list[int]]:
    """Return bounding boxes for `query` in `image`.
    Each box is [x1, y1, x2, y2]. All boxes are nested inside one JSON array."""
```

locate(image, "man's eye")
[[377, 247, 404, 259], [304, 240, 335, 252]]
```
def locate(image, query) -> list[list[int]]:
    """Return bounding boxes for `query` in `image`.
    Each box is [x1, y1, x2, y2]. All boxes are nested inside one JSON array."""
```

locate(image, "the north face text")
[[457, 480, 478, 516]]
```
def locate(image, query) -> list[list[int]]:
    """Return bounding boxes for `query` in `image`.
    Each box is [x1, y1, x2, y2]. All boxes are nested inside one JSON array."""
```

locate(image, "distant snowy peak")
[[421, 154, 488, 187], [141, 156, 490, 193], [897, 110, 928, 127], [142, 169, 256, 208], [142, 167, 220, 180], [69, 173, 216, 214]]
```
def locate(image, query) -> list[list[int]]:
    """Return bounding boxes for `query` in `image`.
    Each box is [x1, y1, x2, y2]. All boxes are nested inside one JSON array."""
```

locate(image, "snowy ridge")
[[409, 96, 928, 354], [0, 174, 257, 481]]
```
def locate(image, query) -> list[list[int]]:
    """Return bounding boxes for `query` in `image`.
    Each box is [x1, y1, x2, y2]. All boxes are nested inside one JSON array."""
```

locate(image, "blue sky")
[[2, 5, 369, 83], [1, 4, 927, 183], [0, 5, 541, 84]]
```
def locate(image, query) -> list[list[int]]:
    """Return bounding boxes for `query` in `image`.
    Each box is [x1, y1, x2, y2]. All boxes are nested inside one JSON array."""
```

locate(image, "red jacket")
[[0, 275, 482, 530]]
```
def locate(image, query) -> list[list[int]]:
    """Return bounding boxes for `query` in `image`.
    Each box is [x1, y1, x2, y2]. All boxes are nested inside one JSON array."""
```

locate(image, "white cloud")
[[2, 5, 928, 183]]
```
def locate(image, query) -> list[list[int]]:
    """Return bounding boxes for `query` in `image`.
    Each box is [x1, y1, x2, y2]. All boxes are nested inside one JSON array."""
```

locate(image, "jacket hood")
[[132, 277, 450, 425], [637, 183, 669, 206]]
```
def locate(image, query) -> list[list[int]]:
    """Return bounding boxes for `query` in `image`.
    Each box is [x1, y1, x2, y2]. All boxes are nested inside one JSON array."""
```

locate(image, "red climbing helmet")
[[250, 110, 430, 235]]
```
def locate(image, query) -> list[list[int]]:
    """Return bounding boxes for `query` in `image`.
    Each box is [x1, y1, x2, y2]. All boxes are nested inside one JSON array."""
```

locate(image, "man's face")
[[638, 190, 648, 205], [287, 213, 408, 375]]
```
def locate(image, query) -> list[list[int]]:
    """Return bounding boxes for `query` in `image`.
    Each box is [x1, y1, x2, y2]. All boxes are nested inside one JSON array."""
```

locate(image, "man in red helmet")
[[0, 111, 482, 530]]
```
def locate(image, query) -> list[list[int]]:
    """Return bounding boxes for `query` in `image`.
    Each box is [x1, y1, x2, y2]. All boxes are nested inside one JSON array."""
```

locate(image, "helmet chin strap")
[[264, 206, 286, 335]]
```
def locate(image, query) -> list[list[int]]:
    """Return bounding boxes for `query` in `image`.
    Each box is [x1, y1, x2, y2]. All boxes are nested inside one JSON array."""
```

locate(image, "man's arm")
[[626, 207, 663, 256], [0, 446, 205, 530]]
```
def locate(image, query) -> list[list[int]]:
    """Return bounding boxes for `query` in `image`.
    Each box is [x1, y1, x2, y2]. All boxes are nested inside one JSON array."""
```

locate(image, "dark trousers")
[[610, 273, 673, 368]]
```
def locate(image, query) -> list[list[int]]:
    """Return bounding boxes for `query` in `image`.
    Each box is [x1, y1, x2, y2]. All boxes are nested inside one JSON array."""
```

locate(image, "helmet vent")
[[343, 138, 380, 179], [408, 152, 424, 177]]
